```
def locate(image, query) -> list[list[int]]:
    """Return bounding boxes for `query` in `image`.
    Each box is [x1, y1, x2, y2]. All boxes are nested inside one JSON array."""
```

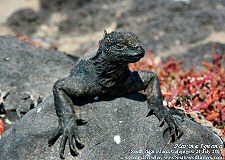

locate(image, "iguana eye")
[[115, 43, 126, 50]]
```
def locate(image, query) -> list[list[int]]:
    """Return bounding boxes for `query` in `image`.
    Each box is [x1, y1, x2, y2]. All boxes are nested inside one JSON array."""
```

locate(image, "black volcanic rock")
[[0, 36, 77, 128], [0, 93, 222, 160]]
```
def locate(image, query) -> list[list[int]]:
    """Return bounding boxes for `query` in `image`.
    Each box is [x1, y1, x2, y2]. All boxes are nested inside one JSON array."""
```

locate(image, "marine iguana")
[[48, 31, 183, 159]]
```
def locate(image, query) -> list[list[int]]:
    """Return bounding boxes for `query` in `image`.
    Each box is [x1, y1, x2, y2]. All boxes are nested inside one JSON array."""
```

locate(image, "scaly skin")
[[48, 31, 183, 159]]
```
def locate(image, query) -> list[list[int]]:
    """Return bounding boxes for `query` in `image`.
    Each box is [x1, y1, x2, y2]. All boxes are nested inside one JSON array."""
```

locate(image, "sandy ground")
[[0, 0, 112, 56]]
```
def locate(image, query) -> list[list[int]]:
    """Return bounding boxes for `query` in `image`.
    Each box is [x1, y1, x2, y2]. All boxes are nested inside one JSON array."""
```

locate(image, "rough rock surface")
[[0, 36, 76, 128], [0, 93, 223, 160], [7, 8, 40, 35]]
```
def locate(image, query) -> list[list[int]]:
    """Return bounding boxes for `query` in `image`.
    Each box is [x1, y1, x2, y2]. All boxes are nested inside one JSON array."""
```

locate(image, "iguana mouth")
[[133, 51, 145, 60], [125, 53, 144, 63]]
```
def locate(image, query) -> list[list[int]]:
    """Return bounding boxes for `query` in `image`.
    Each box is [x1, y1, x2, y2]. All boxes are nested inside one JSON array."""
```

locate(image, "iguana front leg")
[[142, 71, 183, 141], [48, 77, 93, 159], [128, 71, 183, 142]]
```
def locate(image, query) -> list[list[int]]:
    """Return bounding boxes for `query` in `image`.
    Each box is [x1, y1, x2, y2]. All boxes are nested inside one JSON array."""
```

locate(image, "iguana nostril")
[[136, 46, 144, 54]]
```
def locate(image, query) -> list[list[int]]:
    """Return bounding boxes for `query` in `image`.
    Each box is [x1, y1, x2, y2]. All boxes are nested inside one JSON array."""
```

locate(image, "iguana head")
[[98, 31, 145, 63]]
